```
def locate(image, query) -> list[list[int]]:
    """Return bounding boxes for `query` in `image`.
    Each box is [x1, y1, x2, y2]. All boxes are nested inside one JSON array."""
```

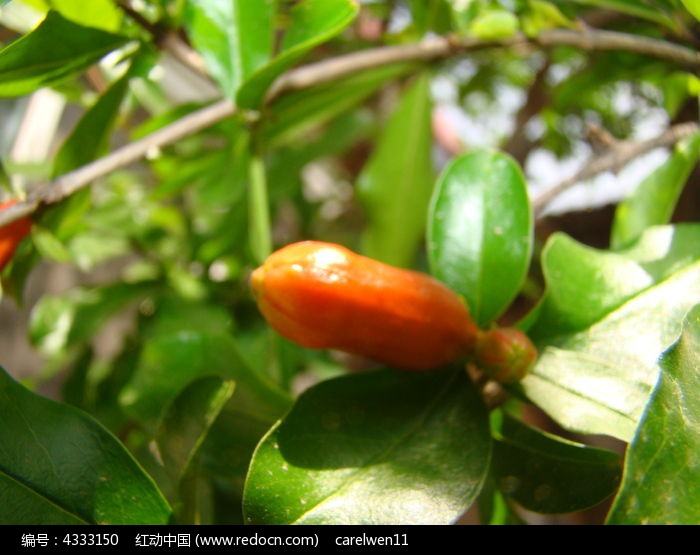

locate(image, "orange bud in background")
[[251, 241, 480, 371], [0, 200, 32, 271], [474, 327, 537, 383]]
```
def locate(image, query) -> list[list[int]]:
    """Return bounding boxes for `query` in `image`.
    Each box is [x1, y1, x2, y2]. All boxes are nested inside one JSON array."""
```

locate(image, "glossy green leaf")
[[29, 283, 152, 358], [183, 0, 275, 99], [0, 474, 84, 524], [0, 367, 171, 524], [611, 132, 700, 250], [428, 150, 532, 326], [156, 377, 235, 481], [681, 0, 700, 20], [529, 225, 700, 338], [22, 0, 123, 32], [243, 368, 491, 525], [0, 10, 129, 97], [521, 260, 700, 442], [357, 74, 433, 268], [607, 305, 700, 524], [529, 234, 650, 337], [120, 327, 290, 429], [198, 406, 278, 523], [53, 72, 130, 177], [156, 376, 235, 523], [236, 0, 359, 109], [492, 413, 621, 514]]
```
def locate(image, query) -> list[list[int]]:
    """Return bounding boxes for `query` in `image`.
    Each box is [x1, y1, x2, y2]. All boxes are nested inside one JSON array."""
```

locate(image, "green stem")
[[248, 155, 272, 265]]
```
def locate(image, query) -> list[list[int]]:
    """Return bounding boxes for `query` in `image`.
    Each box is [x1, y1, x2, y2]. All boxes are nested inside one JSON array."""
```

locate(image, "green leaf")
[[29, 283, 152, 358], [243, 368, 491, 524], [183, 0, 275, 99], [478, 477, 519, 525], [408, 0, 453, 34], [156, 377, 235, 482], [0, 10, 129, 97], [681, 0, 700, 20], [492, 413, 621, 514], [428, 150, 533, 326], [621, 224, 700, 281], [528, 225, 700, 338], [607, 305, 700, 524], [521, 260, 700, 442], [156, 376, 235, 523], [120, 327, 290, 429], [141, 298, 233, 339], [611, 132, 700, 250], [529, 232, 650, 337], [198, 407, 278, 523], [521, 1, 574, 37], [0, 367, 171, 524], [357, 74, 434, 268], [569, 0, 680, 31], [468, 9, 519, 39], [67, 233, 131, 271], [236, 0, 359, 109], [37, 187, 92, 241], [31, 225, 73, 262], [449, 0, 480, 34], [52, 71, 130, 177], [262, 62, 412, 148], [0, 474, 84, 524], [661, 72, 699, 118], [265, 109, 376, 204], [23, 0, 123, 32]]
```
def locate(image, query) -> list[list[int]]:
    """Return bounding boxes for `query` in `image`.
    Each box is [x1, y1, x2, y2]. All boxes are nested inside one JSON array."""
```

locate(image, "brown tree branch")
[[0, 100, 236, 226], [1, 28, 698, 227], [267, 28, 700, 101], [503, 59, 551, 165], [532, 121, 700, 217]]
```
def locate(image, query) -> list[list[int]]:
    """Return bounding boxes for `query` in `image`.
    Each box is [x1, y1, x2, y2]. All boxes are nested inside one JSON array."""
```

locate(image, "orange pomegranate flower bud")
[[474, 327, 537, 383], [251, 241, 480, 371], [0, 200, 32, 271]]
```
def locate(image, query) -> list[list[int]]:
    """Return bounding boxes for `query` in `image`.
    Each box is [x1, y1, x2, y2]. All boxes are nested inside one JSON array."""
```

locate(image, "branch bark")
[[503, 59, 551, 165], [267, 28, 700, 101], [532, 121, 700, 217], [0, 100, 235, 227], [1, 28, 698, 228]]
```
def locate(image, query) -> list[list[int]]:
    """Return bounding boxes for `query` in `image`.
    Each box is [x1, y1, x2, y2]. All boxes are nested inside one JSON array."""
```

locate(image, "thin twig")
[[503, 58, 551, 164], [161, 33, 210, 78], [264, 35, 485, 102], [0, 100, 235, 227], [2, 28, 699, 227], [267, 28, 700, 101], [532, 121, 700, 217], [534, 28, 700, 67]]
